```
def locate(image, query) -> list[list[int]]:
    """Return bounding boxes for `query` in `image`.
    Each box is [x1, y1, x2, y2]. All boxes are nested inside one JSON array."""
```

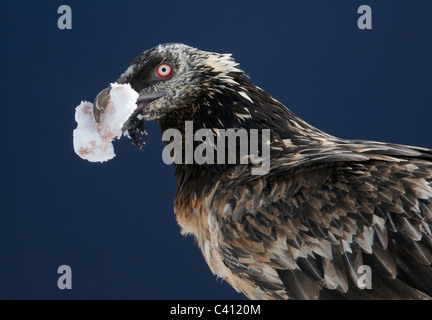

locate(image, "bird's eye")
[[156, 63, 172, 78]]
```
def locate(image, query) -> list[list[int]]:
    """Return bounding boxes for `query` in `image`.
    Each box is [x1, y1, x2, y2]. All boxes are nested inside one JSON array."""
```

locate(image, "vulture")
[[93, 43, 432, 300]]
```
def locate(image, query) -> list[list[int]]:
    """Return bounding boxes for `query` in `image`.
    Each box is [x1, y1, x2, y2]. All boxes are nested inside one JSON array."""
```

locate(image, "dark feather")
[[125, 118, 148, 150], [277, 269, 321, 300]]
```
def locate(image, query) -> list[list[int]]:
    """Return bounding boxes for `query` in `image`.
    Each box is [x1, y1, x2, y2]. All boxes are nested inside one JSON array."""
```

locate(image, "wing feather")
[[208, 141, 432, 299]]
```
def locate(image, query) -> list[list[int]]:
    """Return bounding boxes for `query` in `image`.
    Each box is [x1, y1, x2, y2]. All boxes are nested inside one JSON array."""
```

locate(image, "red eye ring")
[[156, 63, 172, 78]]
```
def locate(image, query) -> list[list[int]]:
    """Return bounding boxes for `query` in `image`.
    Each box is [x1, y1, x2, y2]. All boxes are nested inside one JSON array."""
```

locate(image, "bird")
[[93, 43, 432, 300]]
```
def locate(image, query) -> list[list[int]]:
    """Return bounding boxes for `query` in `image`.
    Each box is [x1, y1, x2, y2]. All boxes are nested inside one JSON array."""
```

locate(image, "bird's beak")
[[135, 91, 167, 114], [93, 87, 111, 124], [93, 87, 166, 126], [121, 91, 167, 132]]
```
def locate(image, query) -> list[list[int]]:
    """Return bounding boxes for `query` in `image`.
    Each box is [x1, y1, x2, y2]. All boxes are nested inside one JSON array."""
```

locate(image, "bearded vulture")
[[92, 43, 432, 300]]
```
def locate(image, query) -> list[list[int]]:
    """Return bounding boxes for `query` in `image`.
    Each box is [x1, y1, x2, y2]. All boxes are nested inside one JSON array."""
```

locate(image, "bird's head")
[[93, 43, 245, 145]]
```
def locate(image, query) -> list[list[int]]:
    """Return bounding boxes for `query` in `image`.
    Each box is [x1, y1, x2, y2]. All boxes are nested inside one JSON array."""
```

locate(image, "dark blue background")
[[1, 1, 431, 299]]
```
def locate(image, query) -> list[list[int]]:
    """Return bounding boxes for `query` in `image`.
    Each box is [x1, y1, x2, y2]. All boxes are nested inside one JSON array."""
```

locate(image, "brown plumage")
[[94, 43, 432, 299], [173, 142, 432, 299]]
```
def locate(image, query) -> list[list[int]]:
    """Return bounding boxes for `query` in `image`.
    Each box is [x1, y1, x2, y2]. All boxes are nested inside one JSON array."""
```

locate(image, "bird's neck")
[[158, 77, 331, 147]]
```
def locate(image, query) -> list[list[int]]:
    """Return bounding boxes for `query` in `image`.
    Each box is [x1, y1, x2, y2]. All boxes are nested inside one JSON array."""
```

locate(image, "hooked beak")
[[93, 87, 111, 124], [93, 86, 167, 128]]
